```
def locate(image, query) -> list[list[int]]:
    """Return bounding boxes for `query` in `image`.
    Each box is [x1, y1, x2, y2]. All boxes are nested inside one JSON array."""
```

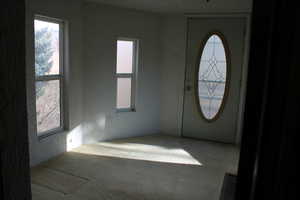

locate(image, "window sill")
[[116, 108, 136, 113], [38, 127, 65, 141]]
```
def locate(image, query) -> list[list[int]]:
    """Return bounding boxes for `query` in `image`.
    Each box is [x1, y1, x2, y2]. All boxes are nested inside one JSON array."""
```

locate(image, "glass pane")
[[36, 80, 61, 134], [116, 40, 134, 74], [34, 19, 60, 76], [117, 78, 132, 109], [198, 34, 227, 120]]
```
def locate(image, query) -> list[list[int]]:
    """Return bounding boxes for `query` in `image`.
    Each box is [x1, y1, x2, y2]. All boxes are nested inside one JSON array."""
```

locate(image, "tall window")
[[34, 16, 64, 137], [116, 39, 138, 111]]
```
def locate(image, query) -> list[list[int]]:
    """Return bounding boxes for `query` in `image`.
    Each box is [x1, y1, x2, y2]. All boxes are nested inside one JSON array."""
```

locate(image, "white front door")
[[182, 17, 247, 143]]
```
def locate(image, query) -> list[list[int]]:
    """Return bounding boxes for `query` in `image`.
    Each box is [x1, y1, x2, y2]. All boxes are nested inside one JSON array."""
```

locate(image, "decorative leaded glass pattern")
[[198, 34, 227, 120]]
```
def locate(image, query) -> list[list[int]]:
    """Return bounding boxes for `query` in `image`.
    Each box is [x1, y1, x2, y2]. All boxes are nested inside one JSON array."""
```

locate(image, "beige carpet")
[[31, 135, 239, 200], [31, 166, 89, 195]]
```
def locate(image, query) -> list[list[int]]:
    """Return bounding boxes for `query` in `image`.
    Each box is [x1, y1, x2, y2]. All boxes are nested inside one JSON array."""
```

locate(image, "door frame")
[[181, 13, 252, 145], [0, 0, 32, 199], [236, 0, 298, 199]]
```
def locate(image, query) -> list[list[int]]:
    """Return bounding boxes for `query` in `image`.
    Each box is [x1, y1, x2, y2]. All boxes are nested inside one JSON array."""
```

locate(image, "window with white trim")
[[116, 39, 138, 111], [34, 16, 65, 137]]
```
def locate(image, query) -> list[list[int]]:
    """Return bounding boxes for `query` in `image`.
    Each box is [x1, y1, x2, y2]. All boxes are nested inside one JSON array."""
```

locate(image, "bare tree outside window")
[[34, 17, 64, 137]]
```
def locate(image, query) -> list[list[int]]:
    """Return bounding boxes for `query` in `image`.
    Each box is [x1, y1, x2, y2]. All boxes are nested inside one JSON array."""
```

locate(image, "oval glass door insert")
[[197, 33, 229, 121]]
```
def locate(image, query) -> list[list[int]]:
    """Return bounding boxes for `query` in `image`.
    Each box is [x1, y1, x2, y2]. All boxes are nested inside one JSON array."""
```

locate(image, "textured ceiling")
[[85, 0, 253, 13]]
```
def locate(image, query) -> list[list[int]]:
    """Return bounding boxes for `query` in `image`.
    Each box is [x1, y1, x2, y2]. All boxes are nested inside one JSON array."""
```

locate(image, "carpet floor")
[[31, 135, 239, 200]]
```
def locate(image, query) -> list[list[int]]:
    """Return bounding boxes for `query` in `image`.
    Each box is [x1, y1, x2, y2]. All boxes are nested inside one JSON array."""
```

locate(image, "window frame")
[[34, 15, 65, 139], [195, 31, 231, 123], [115, 38, 139, 112]]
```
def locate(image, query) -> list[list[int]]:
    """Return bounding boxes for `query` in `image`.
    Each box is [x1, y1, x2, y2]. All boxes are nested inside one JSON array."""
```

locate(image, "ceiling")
[[85, 0, 253, 14]]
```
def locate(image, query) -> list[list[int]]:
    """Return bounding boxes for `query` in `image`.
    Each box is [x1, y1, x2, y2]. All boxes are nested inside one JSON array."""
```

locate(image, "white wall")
[[160, 16, 187, 136], [26, 0, 162, 166], [82, 3, 162, 143], [26, 0, 84, 166], [26, 0, 251, 166]]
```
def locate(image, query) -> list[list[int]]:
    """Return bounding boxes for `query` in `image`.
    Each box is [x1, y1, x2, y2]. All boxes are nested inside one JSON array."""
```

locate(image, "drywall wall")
[[26, 0, 84, 166], [26, 0, 162, 166], [25, 0, 250, 166], [82, 3, 161, 143], [160, 16, 187, 136]]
